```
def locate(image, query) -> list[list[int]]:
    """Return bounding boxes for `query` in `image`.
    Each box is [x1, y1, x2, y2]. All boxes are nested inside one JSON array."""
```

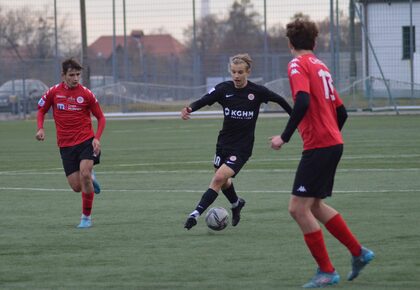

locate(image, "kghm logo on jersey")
[[224, 107, 254, 119], [76, 96, 84, 104]]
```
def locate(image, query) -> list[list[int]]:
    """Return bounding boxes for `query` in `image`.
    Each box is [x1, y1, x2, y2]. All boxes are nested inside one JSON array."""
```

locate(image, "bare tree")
[[0, 5, 80, 60], [267, 23, 288, 53], [221, 0, 264, 54], [0, 6, 35, 60]]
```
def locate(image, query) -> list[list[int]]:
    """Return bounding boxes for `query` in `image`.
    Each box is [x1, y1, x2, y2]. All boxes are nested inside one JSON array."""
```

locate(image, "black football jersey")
[[190, 81, 291, 156]]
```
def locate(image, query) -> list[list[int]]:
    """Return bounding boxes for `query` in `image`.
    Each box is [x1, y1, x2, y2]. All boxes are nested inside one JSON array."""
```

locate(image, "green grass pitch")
[[0, 114, 419, 289]]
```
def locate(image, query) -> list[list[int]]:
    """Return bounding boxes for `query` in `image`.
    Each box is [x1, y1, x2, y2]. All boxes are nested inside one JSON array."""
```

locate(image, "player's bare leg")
[[76, 160, 95, 228], [67, 172, 82, 193]]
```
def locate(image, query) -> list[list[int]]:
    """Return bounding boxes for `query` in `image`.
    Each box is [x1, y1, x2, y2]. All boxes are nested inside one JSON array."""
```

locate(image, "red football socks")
[[82, 192, 94, 216], [325, 214, 362, 257], [304, 229, 335, 273]]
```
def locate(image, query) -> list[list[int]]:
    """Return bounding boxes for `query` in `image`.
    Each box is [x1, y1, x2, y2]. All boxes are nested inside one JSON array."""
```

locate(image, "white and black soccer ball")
[[205, 207, 229, 231]]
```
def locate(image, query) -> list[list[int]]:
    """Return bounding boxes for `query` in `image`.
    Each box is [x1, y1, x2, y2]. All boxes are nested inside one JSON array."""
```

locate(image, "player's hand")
[[36, 128, 45, 141], [92, 138, 101, 156], [270, 135, 285, 150], [181, 106, 192, 120]]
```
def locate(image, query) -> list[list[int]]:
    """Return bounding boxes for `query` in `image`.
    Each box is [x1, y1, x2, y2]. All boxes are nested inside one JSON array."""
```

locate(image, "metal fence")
[[0, 0, 419, 116]]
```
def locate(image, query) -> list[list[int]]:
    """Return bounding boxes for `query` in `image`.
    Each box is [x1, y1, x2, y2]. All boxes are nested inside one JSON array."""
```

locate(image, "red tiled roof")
[[88, 32, 186, 59], [0, 46, 31, 60], [140, 34, 186, 57]]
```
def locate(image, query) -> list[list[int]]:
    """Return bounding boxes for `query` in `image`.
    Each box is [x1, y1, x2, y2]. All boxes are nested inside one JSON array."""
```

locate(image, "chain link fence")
[[0, 0, 419, 117]]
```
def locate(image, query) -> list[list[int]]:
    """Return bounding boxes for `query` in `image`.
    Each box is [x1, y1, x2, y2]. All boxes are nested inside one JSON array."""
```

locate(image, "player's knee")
[[212, 172, 228, 187], [70, 184, 81, 192], [221, 179, 232, 190], [79, 168, 92, 182], [288, 205, 303, 221]]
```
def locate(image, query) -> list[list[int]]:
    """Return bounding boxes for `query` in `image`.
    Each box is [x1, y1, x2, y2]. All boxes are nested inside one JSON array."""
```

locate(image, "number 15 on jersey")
[[318, 69, 336, 101]]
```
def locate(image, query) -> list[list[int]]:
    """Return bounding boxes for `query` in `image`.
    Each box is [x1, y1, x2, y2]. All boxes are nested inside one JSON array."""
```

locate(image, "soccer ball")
[[205, 207, 229, 231]]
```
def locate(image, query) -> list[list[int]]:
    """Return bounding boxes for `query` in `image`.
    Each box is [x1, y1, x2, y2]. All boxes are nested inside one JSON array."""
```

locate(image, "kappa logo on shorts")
[[296, 185, 307, 193]]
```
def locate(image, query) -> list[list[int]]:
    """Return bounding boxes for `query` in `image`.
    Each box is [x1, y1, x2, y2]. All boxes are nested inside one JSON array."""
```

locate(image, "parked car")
[[0, 79, 49, 114]]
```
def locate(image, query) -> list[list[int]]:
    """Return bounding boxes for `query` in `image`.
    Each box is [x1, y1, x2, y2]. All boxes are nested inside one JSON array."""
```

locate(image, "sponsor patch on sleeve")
[[38, 97, 46, 107]]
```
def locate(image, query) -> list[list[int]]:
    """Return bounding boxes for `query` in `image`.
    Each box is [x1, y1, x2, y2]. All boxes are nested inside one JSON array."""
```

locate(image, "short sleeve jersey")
[[288, 54, 344, 150], [192, 81, 284, 157], [37, 82, 102, 147]]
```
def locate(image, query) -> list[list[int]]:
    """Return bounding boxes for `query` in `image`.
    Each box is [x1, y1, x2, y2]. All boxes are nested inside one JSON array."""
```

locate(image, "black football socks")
[[222, 183, 239, 205], [193, 188, 219, 216]]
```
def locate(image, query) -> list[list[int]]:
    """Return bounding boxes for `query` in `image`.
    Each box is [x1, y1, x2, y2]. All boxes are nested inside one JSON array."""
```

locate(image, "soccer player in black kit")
[[181, 53, 292, 230]]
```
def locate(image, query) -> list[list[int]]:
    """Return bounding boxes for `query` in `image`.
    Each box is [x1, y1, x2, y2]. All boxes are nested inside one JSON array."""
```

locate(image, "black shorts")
[[213, 149, 249, 177], [59, 137, 100, 176], [292, 144, 343, 199]]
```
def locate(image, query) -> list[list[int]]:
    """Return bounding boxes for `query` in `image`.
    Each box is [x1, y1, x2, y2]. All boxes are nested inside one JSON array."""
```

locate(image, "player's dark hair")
[[286, 19, 318, 50], [62, 58, 83, 74]]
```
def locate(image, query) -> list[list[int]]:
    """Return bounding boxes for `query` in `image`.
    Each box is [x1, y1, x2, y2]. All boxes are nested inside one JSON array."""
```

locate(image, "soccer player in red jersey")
[[35, 58, 106, 229], [270, 19, 374, 288]]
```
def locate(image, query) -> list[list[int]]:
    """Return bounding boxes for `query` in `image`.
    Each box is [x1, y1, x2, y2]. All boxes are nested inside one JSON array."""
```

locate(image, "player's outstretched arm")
[[266, 90, 293, 115]]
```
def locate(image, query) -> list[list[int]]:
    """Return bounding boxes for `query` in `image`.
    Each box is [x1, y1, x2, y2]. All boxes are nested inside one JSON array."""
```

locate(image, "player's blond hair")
[[229, 53, 252, 71]]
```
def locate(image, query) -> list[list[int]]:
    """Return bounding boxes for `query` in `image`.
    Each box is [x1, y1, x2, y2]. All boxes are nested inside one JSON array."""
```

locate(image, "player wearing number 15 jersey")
[[287, 53, 343, 150], [269, 19, 374, 288]]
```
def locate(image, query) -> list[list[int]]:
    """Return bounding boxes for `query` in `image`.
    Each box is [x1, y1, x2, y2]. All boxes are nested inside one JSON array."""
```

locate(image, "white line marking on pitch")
[[0, 168, 419, 175], [0, 187, 418, 194]]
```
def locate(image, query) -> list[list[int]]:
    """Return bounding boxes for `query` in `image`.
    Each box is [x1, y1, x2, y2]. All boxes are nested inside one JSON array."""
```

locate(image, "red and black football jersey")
[[37, 82, 104, 147], [288, 54, 343, 150]]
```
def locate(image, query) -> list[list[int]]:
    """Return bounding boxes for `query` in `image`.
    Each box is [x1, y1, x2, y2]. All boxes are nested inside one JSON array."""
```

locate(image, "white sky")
[[1, 0, 349, 44]]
